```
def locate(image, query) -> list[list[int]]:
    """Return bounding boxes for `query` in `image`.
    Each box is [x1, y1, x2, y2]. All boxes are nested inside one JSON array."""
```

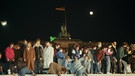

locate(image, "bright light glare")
[[89, 11, 93, 15], [1, 21, 7, 26]]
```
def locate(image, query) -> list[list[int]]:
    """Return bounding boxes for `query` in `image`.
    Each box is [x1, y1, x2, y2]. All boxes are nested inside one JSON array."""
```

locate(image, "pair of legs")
[[76, 67, 88, 76], [117, 59, 127, 73], [19, 67, 34, 76]]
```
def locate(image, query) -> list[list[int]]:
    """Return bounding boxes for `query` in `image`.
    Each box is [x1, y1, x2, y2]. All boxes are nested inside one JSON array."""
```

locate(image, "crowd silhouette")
[[0, 38, 135, 76]]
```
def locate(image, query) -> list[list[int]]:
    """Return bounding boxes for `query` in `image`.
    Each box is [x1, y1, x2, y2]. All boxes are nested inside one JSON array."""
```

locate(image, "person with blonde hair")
[[23, 41, 36, 74], [33, 38, 43, 74]]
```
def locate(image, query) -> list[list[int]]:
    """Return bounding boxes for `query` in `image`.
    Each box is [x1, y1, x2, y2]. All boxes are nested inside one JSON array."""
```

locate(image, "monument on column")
[[59, 23, 71, 39], [54, 6, 82, 49], [53, 24, 82, 49]]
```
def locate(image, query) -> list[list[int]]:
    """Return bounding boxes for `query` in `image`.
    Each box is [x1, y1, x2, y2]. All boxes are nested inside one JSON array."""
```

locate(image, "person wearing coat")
[[56, 48, 65, 66], [33, 38, 43, 74], [23, 41, 36, 73], [43, 41, 54, 69], [93, 46, 106, 74], [116, 42, 128, 74]]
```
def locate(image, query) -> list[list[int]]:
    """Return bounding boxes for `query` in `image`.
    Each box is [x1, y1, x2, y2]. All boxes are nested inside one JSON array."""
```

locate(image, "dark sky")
[[0, 0, 135, 48]]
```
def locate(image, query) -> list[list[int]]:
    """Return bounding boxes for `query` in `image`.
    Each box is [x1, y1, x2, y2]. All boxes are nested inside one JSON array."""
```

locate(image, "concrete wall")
[[1, 74, 135, 76]]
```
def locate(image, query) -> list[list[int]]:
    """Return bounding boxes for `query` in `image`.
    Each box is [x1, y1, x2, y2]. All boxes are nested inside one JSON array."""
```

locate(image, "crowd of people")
[[0, 38, 135, 76]]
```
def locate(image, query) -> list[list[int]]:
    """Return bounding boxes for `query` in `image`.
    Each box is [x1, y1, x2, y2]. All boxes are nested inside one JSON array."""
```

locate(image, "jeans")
[[110, 56, 117, 73], [90, 61, 93, 74], [76, 67, 87, 76], [122, 60, 127, 73], [19, 67, 32, 76], [117, 58, 127, 73], [34, 60, 42, 74], [94, 56, 102, 73], [96, 62, 102, 73], [93, 56, 98, 74], [57, 58, 64, 66], [105, 56, 111, 73]]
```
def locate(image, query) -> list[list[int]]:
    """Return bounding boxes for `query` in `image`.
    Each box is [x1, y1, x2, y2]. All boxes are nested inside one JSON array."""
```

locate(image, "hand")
[[120, 59, 122, 62], [97, 61, 101, 64], [12, 59, 15, 61], [7, 59, 9, 61], [40, 58, 42, 60], [87, 70, 90, 74], [14, 66, 17, 68], [24, 59, 26, 61]]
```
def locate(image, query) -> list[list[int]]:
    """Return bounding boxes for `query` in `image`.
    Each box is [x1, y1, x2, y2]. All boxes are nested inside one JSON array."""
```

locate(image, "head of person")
[[65, 56, 71, 62], [13, 44, 20, 50], [112, 41, 117, 46], [97, 42, 102, 48], [9, 42, 14, 48], [123, 42, 129, 48], [27, 41, 32, 48], [101, 46, 107, 52], [59, 48, 63, 52], [60, 67, 67, 74], [56, 44, 61, 49], [45, 41, 51, 47], [74, 43, 80, 51], [23, 39, 28, 45], [36, 38, 41, 45], [84, 55, 90, 61], [83, 47, 89, 54]]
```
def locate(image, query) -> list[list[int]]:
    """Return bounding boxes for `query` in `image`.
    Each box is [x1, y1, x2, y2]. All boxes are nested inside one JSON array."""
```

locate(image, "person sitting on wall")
[[71, 56, 88, 76], [17, 58, 36, 76]]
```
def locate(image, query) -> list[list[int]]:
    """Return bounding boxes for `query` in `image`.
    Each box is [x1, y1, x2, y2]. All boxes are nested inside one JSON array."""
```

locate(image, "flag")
[[56, 6, 65, 11]]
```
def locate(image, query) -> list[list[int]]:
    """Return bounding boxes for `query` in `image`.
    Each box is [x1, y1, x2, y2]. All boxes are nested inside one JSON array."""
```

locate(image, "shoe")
[[107, 72, 112, 74], [99, 72, 103, 74], [31, 71, 36, 76]]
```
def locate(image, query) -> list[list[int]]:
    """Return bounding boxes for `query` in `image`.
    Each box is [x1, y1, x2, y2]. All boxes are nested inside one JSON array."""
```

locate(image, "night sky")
[[0, 0, 135, 49]]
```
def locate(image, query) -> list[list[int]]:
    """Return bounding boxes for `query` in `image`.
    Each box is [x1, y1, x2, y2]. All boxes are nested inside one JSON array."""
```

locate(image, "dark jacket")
[[117, 46, 125, 59]]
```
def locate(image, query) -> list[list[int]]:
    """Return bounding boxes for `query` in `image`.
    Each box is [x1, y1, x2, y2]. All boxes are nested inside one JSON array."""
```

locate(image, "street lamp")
[[89, 11, 94, 15], [1, 21, 7, 26]]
